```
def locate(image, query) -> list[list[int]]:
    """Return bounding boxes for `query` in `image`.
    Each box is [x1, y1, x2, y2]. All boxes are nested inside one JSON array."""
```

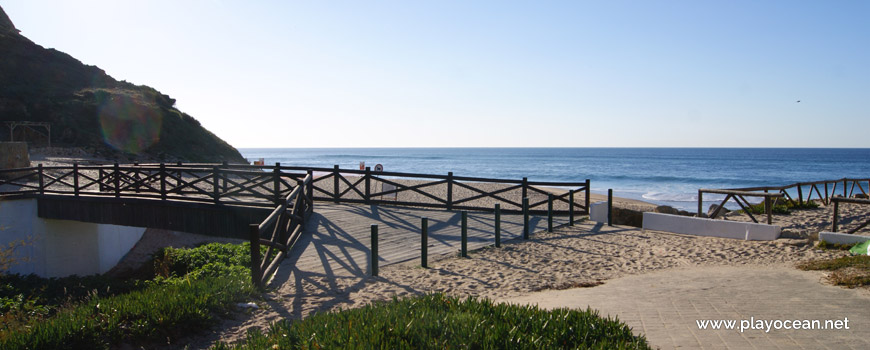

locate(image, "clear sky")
[[4, 1, 868, 148]]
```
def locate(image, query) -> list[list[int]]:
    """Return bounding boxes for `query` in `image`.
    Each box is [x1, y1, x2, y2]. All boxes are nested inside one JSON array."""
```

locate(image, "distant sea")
[[239, 148, 870, 211]]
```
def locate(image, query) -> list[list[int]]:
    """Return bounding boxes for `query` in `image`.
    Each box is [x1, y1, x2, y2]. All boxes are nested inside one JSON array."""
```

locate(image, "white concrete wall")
[[0, 198, 43, 275], [643, 212, 781, 241], [818, 232, 870, 246], [589, 201, 608, 223], [0, 198, 145, 277]]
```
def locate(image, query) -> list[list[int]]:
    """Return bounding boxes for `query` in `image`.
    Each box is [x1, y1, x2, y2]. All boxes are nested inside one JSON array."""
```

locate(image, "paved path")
[[503, 265, 870, 350]]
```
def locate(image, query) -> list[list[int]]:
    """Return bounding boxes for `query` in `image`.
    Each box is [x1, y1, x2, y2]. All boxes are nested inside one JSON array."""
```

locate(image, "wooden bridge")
[[0, 163, 590, 286]]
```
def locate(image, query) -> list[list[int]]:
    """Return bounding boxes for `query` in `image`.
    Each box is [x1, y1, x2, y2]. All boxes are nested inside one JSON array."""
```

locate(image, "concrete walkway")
[[503, 265, 870, 350]]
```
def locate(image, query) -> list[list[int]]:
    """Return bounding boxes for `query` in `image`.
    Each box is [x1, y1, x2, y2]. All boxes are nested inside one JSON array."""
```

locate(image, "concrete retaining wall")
[[818, 232, 870, 246], [0, 198, 145, 277], [0, 142, 29, 179], [643, 212, 781, 241], [589, 201, 608, 222]]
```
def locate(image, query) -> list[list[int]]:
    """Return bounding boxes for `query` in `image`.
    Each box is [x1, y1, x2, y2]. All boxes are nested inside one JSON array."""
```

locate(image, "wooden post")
[[133, 162, 140, 193], [832, 199, 839, 232], [365, 166, 371, 204], [73, 163, 79, 197], [37, 164, 44, 195], [698, 190, 703, 217], [113, 163, 120, 198], [333, 165, 340, 203], [371, 224, 378, 276], [222, 160, 228, 192], [249, 224, 262, 288], [607, 189, 613, 227], [797, 184, 804, 206], [273, 163, 281, 205], [447, 172, 453, 211], [844, 179, 848, 197], [547, 194, 553, 233], [461, 211, 468, 257], [824, 182, 829, 205], [421, 217, 428, 268], [764, 195, 772, 225], [98, 168, 104, 192], [584, 179, 591, 215], [522, 177, 528, 202], [160, 163, 167, 200], [213, 166, 220, 204], [569, 190, 575, 226], [307, 170, 314, 212], [176, 161, 182, 183], [494, 203, 501, 248], [522, 197, 529, 240]]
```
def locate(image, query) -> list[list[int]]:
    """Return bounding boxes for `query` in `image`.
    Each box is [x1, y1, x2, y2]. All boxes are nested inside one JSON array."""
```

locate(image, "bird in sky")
[[796, 100, 801, 103]]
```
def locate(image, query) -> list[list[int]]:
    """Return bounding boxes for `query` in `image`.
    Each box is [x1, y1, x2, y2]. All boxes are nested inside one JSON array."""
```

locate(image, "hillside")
[[0, 6, 245, 163]]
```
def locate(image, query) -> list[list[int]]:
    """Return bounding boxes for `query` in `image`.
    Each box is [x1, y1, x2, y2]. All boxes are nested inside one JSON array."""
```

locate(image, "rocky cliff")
[[0, 6, 245, 163]]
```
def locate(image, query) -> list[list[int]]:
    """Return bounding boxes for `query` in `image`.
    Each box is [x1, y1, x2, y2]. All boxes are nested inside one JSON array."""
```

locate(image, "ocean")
[[238, 148, 870, 211]]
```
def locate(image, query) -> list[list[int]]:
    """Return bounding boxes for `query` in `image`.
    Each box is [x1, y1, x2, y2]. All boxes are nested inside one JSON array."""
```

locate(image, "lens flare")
[[98, 94, 162, 154]]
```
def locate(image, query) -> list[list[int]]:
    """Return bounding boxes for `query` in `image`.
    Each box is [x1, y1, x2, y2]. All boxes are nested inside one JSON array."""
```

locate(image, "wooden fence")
[[831, 197, 870, 234], [697, 189, 783, 224], [725, 178, 870, 207], [1, 162, 590, 286], [699, 177, 870, 225], [0, 162, 301, 207], [249, 173, 313, 287]]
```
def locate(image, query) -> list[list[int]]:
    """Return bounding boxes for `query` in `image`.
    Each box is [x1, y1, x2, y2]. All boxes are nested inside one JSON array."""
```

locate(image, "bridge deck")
[[270, 203, 569, 285]]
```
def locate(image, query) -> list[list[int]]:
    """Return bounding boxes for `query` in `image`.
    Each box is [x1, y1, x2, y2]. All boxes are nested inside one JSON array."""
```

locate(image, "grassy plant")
[[0, 275, 256, 349], [0, 241, 261, 349], [740, 199, 819, 216], [797, 255, 870, 288], [213, 293, 651, 350], [817, 240, 857, 251]]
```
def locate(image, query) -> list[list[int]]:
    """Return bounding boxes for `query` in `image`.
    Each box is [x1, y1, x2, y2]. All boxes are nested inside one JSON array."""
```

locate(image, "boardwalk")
[[273, 203, 570, 280]]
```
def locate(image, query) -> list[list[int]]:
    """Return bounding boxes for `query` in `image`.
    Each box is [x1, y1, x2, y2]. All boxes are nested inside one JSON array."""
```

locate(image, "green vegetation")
[[817, 240, 858, 251], [213, 294, 651, 350], [740, 199, 820, 216], [797, 255, 870, 288], [0, 242, 261, 349]]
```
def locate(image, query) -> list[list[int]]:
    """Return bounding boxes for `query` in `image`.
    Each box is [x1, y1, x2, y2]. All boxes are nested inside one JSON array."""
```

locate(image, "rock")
[[654, 205, 680, 215], [707, 204, 730, 218], [854, 193, 869, 199], [0, 5, 19, 35], [611, 207, 643, 228]]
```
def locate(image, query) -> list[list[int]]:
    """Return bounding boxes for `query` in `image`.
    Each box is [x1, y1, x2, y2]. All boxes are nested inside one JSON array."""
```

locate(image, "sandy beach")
[[201, 202, 866, 348], [7, 149, 870, 348]]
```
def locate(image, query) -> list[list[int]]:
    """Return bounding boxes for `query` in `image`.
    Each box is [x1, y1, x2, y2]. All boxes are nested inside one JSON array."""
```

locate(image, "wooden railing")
[[698, 189, 784, 224], [275, 165, 591, 215], [0, 162, 302, 207], [726, 178, 870, 207], [2, 162, 590, 286], [698, 177, 870, 225], [249, 173, 313, 288], [831, 197, 870, 234]]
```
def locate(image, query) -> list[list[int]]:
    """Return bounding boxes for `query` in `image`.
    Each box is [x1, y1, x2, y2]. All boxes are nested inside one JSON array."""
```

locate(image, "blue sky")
[[4, 1, 868, 147]]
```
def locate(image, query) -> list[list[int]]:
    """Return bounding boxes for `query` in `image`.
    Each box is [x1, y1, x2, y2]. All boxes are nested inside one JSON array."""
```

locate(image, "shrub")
[[0, 242, 262, 349], [740, 199, 819, 216], [213, 294, 651, 350], [797, 255, 870, 288]]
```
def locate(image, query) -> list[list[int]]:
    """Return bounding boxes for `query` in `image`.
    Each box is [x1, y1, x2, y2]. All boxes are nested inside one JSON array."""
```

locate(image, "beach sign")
[[374, 164, 383, 172]]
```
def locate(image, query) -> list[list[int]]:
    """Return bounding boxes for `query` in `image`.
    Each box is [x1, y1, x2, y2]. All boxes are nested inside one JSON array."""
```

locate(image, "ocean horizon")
[[239, 147, 870, 211]]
